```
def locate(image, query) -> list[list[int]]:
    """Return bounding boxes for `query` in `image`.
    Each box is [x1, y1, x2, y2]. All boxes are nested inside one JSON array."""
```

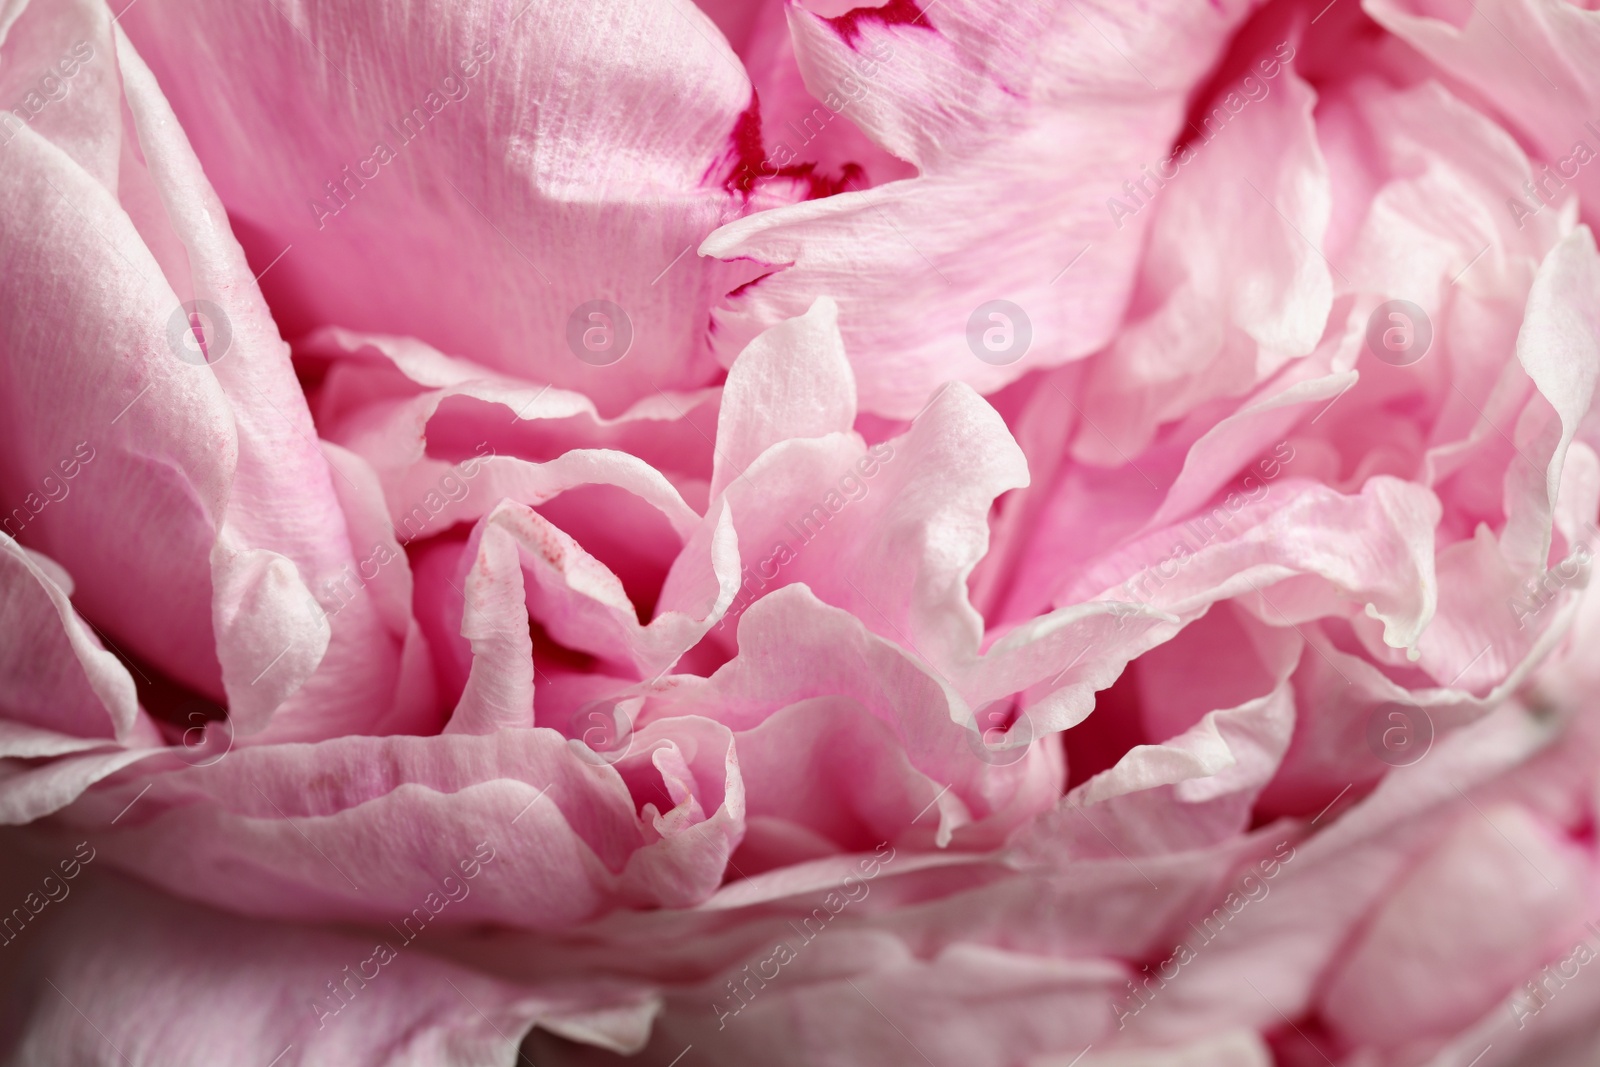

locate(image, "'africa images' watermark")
[[1365, 299, 1432, 367], [716, 442, 895, 630], [565, 300, 633, 367], [311, 840, 497, 1029], [1510, 922, 1600, 1030], [1506, 121, 1600, 231], [1110, 840, 1296, 1029], [0, 841, 96, 948], [1, 441, 95, 539], [966, 299, 1031, 366], [303, 443, 495, 629], [713, 842, 896, 1029], [1509, 520, 1597, 630], [728, 40, 895, 192], [1114, 442, 1296, 613], [0, 40, 94, 151], [309, 40, 497, 229], [1104, 41, 1296, 230], [963, 694, 1035, 767], [1366, 701, 1433, 767], [394, 442, 495, 544]]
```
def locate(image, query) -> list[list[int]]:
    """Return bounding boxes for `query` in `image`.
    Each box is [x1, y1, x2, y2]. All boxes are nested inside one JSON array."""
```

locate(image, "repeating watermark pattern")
[[0, 841, 96, 948], [1510, 922, 1600, 1030], [289, 443, 495, 678], [716, 442, 896, 630], [730, 41, 895, 190], [309, 41, 497, 229], [166, 299, 233, 366], [1507, 121, 1600, 230], [966, 299, 1031, 366], [1105, 42, 1296, 230], [714, 843, 897, 1029], [1110, 840, 1296, 1029], [170, 697, 235, 768], [311, 840, 497, 1029], [1103, 599, 1150, 634], [1116, 443, 1296, 612], [569, 694, 643, 766], [109, 299, 237, 430], [0, 40, 95, 150], [1364, 299, 1432, 367], [1511, 520, 1597, 629], [565, 300, 633, 367], [297, 442, 496, 636], [1, 441, 95, 539], [1366, 701, 1433, 767], [394, 442, 495, 543], [964, 695, 1034, 767], [156, 302, 230, 375], [316, 542, 402, 623]]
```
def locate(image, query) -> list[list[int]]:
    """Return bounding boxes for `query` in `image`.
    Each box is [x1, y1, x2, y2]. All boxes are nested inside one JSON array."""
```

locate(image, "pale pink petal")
[[55, 721, 744, 928], [448, 506, 537, 735], [119, 0, 759, 412], [650, 585, 1063, 849], [0, 538, 140, 744], [1069, 476, 1441, 651], [113, 32, 368, 738], [1, 3, 430, 743], [0, 749, 158, 825], [1501, 227, 1600, 570], [1121, 701, 1568, 1043], [702, 0, 1261, 416], [1364, 0, 1600, 230], [1320, 803, 1590, 1048], [708, 381, 1028, 672], [711, 295, 856, 498], [1078, 61, 1333, 461], [1046, 630, 1299, 858], [0, 3, 233, 701], [1, 867, 660, 1065]]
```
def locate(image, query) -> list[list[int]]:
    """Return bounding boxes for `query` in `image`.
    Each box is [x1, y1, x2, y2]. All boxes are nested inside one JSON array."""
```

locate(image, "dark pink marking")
[[727, 270, 779, 300], [826, 0, 934, 46], [706, 89, 871, 202], [716, 93, 768, 195], [771, 160, 866, 200]]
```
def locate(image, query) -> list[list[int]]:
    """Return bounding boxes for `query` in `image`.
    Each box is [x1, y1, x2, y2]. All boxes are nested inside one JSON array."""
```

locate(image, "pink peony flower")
[[3, 0, 1600, 1063]]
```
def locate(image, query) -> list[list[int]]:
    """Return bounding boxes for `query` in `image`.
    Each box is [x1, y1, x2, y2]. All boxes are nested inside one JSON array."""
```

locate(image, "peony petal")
[[702, 0, 1261, 417], [0, 862, 660, 1065], [1502, 226, 1600, 571], [1320, 802, 1590, 1047], [119, 0, 759, 412], [57, 721, 744, 929], [1077, 62, 1333, 462], [1363, 0, 1600, 232], [0, 537, 140, 744], [711, 295, 856, 499]]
